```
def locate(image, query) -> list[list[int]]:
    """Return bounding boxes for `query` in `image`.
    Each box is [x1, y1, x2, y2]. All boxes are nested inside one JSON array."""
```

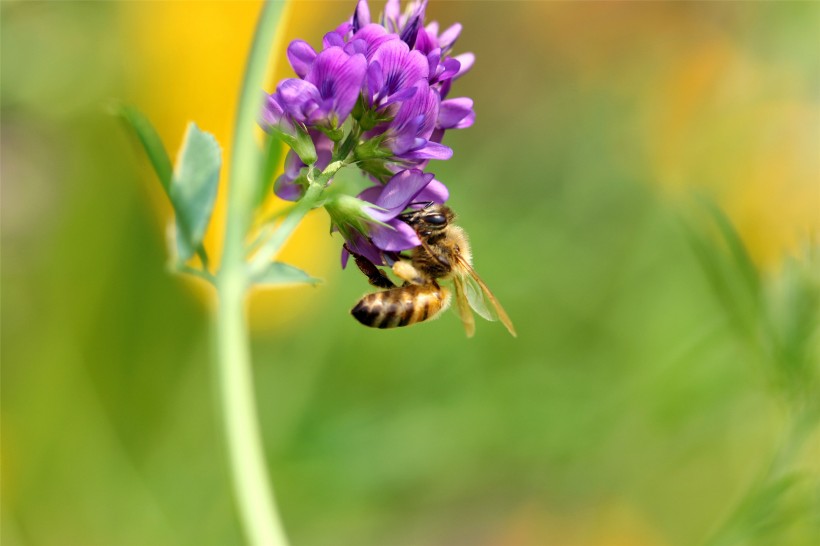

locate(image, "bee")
[[348, 204, 516, 337]]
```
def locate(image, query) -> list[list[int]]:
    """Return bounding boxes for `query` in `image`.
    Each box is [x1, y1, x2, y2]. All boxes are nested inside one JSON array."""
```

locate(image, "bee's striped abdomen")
[[351, 284, 449, 329]]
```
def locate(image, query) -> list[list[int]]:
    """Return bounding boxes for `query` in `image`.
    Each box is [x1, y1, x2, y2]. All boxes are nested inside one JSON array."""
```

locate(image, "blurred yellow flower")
[[527, 3, 819, 268], [484, 500, 669, 546], [645, 37, 819, 267]]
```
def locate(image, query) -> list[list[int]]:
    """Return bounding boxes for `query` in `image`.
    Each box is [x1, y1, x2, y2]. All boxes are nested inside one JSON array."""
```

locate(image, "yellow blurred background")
[[2, 1, 818, 545]]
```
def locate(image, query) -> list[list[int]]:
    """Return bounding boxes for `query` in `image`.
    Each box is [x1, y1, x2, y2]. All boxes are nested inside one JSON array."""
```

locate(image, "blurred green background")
[[2, 1, 819, 545]]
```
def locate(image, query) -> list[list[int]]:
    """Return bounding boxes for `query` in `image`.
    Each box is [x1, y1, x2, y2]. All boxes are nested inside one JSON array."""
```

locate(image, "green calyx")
[[323, 193, 383, 241], [353, 135, 391, 162], [270, 125, 317, 165]]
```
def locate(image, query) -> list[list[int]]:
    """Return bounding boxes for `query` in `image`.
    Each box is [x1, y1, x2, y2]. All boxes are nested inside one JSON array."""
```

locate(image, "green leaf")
[[171, 123, 222, 262], [251, 261, 321, 287], [257, 132, 285, 207], [116, 104, 173, 195]]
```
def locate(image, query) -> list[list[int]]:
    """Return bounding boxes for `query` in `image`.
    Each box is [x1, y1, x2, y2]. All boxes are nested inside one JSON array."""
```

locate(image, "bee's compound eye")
[[425, 213, 447, 226]]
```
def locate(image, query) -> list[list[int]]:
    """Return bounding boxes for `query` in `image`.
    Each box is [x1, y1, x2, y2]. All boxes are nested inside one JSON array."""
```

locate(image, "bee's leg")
[[346, 245, 396, 289], [393, 260, 426, 285]]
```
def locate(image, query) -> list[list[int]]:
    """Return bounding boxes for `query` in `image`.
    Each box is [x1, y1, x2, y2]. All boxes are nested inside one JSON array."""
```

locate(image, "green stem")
[[215, 1, 290, 545], [215, 275, 289, 546], [249, 183, 323, 274]]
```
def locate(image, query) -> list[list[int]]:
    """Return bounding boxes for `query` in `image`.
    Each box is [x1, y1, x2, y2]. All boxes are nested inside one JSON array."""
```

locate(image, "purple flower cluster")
[[261, 0, 474, 267]]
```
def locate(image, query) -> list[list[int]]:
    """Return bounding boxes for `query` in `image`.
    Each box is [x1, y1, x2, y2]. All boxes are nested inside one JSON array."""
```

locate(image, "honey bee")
[[348, 204, 516, 337]]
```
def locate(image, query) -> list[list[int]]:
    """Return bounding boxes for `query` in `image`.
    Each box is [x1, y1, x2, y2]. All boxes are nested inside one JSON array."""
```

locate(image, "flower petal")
[[391, 81, 440, 142], [454, 110, 475, 129], [438, 23, 462, 52], [453, 52, 475, 78], [274, 172, 304, 201], [400, 14, 422, 49], [371, 220, 421, 251], [371, 40, 429, 99], [400, 141, 453, 161], [361, 169, 434, 221], [357, 184, 383, 205], [415, 178, 449, 203], [261, 93, 295, 135], [366, 60, 383, 100], [344, 38, 367, 57], [376, 169, 433, 208], [333, 54, 368, 122], [383, 0, 401, 32], [352, 24, 397, 59], [343, 232, 384, 267], [283, 149, 303, 178], [437, 57, 461, 82], [379, 84, 417, 109], [276, 79, 321, 122], [414, 28, 436, 55], [426, 49, 441, 78], [287, 40, 317, 79], [438, 97, 474, 129], [323, 30, 345, 49], [306, 48, 367, 124], [352, 0, 370, 33]]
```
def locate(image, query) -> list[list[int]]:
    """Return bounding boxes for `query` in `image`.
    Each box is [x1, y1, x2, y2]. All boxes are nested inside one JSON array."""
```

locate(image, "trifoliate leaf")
[[171, 123, 222, 262], [116, 104, 173, 195]]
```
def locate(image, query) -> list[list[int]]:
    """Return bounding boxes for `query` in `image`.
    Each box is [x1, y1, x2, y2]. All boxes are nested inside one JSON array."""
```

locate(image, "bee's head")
[[398, 203, 454, 236]]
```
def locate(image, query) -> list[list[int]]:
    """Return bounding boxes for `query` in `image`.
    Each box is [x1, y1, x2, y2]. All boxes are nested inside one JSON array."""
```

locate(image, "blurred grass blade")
[[251, 261, 321, 287], [116, 104, 173, 195], [704, 474, 801, 546], [683, 197, 765, 341], [171, 123, 222, 262], [699, 196, 760, 297]]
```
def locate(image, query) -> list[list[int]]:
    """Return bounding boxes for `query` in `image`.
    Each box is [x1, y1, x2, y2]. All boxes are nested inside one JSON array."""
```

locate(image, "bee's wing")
[[462, 273, 496, 322], [452, 274, 476, 338], [456, 257, 517, 337]]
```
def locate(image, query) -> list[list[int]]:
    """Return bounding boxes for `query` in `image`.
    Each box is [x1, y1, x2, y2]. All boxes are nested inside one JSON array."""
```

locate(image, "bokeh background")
[[2, 1, 819, 545]]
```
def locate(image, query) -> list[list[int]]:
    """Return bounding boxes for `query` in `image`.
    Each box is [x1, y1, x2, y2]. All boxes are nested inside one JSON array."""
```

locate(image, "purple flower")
[[419, 20, 462, 55], [340, 168, 449, 267], [273, 47, 367, 130], [381, 0, 427, 38], [260, 0, 475, 272], [437, 97, 474, 130], [352, 0, 370, 32], [286, 40, 318, 78], [368, 39, 428, 105], [397, 0, 427, 49], [261, 93, 295, 136], [433, 51, 473, 99], [379, 80, 452, 161], [346, 24, 399, 60]]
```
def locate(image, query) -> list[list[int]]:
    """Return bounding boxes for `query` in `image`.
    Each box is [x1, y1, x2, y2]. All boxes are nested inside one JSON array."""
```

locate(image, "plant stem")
[[215, 1, 290, 545], [215, 275, 289, 546], [249, 183, 323, 274]]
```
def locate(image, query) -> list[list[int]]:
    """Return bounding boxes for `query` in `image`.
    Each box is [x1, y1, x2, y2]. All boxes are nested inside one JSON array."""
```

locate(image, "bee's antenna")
[[407, 201, 434, 209]]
